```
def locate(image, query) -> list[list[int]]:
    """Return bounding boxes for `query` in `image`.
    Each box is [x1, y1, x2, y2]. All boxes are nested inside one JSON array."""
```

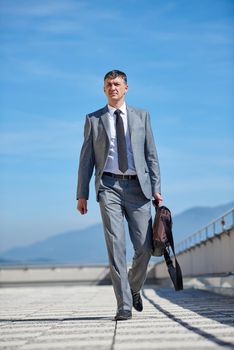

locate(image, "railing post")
[[205, 227, 208, 239], [213, 222, 216, 236]]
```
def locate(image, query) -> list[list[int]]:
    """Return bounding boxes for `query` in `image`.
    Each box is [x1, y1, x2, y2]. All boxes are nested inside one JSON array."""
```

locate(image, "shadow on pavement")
[[0, 316, 112, 323], [143, 287, 234, 349]]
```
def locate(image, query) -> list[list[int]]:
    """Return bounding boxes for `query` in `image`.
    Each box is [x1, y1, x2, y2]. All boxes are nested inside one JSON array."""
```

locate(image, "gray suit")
[[77, 104, 161, 311]]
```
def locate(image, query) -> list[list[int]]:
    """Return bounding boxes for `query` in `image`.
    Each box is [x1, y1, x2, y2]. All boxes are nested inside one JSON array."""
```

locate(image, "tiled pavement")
[[0, 285, 233, 350]]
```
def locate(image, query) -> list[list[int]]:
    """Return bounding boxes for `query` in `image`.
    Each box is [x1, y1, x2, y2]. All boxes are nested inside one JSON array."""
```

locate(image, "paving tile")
[[0, 285, 233, 350]]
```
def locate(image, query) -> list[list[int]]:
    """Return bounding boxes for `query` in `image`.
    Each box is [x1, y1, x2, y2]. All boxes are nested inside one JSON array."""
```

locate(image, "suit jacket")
[[76, 104, 161, 201]]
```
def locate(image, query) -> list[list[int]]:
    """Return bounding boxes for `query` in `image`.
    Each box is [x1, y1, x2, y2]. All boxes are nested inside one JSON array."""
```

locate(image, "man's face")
[[104, 76, 128, 104]]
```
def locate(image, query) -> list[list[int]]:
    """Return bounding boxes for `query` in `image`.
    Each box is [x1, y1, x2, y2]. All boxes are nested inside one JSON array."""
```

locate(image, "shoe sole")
[[133, 305, 143, 312], [114, 316, 132, 321]]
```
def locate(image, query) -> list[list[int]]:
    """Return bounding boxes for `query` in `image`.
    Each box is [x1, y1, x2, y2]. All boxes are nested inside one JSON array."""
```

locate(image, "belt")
[[103, 172, 137, 180]]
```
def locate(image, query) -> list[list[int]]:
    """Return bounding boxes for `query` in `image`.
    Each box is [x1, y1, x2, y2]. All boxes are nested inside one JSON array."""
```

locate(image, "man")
[[77, 70, 162, 321]]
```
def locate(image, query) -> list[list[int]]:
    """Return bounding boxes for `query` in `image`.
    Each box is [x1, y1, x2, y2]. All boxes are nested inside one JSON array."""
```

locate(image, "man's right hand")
[[77, 198, 88, 215]]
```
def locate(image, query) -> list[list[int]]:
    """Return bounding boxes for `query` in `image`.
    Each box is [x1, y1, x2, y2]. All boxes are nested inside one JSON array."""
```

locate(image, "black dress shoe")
[[114, 310, 132, 321], [131, 289, 143, 312]]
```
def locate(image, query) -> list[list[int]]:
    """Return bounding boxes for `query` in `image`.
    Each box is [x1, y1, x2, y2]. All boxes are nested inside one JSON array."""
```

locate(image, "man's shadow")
[[143, 287, 234, 349]]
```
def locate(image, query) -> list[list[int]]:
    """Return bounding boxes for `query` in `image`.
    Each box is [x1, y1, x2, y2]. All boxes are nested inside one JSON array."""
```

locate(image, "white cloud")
[[0, 0, 84, 17], [162, 173, 234, 215], [0, 1, 121, 32], [38, 19, 83, 34], [1, 54, 104, 98], [0, 117, 84, 158]]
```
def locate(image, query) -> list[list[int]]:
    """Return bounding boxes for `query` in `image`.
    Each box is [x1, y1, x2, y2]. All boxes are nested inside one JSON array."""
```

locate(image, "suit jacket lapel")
[[126, 105, 134, 139], [100, 105, 111, 143]]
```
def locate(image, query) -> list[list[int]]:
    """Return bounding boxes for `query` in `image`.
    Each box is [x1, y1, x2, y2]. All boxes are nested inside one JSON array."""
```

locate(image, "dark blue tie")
[[114, 109, 128, 173]]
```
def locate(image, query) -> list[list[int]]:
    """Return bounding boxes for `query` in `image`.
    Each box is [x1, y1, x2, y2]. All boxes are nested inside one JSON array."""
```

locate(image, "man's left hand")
[[153, 192, 163, 206]]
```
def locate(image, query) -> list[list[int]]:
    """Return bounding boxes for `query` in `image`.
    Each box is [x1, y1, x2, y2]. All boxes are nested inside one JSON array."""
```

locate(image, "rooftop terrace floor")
[[0, 285, 233, 349]]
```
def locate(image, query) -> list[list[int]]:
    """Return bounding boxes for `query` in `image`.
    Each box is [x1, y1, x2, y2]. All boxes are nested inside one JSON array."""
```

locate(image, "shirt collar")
[[108, 102, 127, 116]]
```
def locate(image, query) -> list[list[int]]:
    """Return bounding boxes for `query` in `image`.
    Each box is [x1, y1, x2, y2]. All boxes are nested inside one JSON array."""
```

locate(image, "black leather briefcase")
[[152, 202, 183, 291]]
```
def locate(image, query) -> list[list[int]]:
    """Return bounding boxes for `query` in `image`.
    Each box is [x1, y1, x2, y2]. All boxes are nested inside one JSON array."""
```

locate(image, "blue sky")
[[0, 0, 233, 253]]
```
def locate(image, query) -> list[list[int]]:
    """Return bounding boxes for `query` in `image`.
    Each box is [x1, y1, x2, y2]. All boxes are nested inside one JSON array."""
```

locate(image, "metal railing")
[[175, 208, 234, 254]]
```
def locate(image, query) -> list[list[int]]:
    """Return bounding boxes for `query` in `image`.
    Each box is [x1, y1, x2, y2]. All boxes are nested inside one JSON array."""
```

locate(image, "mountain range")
[[1, 201, 233, 265]]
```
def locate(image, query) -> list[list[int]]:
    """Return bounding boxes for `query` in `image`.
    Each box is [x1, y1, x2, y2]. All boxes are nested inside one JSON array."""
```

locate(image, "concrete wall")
[[0, 264, 156, 287], [154, 227, 234, 278], [0, 266, 110, 286]]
